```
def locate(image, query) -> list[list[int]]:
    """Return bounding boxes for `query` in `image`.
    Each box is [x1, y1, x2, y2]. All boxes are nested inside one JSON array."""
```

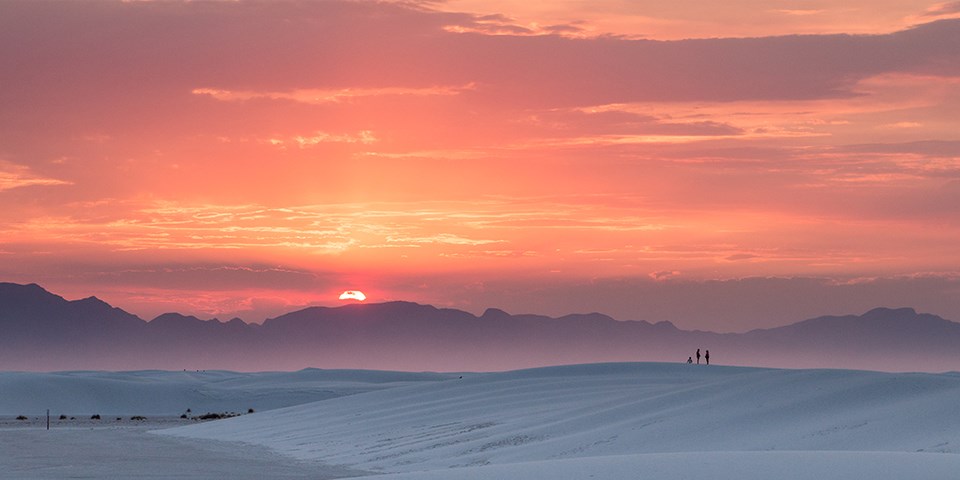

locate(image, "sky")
[[1, 0, 959, 332]]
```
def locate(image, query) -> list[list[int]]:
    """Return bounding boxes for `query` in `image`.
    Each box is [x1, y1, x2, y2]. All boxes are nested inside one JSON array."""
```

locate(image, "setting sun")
[[339, 290, 367, 302]]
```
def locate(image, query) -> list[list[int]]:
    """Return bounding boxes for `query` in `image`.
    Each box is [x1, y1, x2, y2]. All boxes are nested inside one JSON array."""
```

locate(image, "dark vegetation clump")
[[16, 415, 28, 421], [197, 412, 226, 420], [59, 414, 67, 420], [194, 411, 243, 421], [180, 414, 188, 419], [91, 414, 101, 420], [130, 416, 147, 421], [116, 417, 122, 421], [248, 408, 255, 414]]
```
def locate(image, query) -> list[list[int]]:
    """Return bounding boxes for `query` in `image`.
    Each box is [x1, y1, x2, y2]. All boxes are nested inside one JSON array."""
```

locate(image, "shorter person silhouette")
[[687, 356, 693, 364], [705, 350, 710, 365]]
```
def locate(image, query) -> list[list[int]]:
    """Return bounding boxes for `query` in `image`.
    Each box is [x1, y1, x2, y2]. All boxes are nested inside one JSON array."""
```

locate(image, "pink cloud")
[[924, 1, 960, 17], [0, 161, 71, 191]]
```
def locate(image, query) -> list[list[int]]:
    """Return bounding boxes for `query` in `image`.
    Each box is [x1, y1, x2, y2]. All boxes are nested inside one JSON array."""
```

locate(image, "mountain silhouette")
[[1, 282, 957, 372]]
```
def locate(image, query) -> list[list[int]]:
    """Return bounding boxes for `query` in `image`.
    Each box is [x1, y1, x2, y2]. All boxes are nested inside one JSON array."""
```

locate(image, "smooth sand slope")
[[160, 363, 960, 479]]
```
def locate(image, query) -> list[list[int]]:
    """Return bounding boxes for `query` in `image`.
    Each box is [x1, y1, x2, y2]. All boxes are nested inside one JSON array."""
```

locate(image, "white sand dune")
[[6, 363, 960, 479], [369, 451, 960, 480], [159, 363, 960, 479], [0, 368, 450, 415]]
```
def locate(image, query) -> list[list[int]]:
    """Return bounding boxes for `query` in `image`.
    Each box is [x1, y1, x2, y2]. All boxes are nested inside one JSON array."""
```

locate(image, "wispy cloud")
[[192, 84, 474, 105], [385, 233, 502, 246], [774, 9, 825, 16], [0, 161, 71, 192], [880, 121, 923, 129], [649, 270, 681, 281], [923, 1, 960, 18], [443, 15, 589, 38], [290, 130, 378, 147]]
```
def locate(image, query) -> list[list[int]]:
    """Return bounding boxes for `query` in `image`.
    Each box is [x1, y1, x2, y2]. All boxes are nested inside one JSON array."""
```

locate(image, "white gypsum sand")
[[157, 363, 960, 479], [366, 451, 960, 480], [0, 369, 448, 479], [5, 363, 960, 479], [0, 423, 363, 480], [0, 368, 451, 415]]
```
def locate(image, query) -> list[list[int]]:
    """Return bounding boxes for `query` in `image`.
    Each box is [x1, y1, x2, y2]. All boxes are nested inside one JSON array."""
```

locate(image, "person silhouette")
[[705, 350, 710, 365], [687, 356, 693, 364], [696, 348, 701, 365]]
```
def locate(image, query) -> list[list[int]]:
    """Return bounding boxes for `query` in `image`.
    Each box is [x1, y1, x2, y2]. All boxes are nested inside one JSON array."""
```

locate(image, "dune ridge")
[[160, 362, 960, 477]]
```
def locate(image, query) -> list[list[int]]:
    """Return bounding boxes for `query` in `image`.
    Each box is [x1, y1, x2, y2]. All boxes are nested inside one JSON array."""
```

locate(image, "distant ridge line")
[[0, 282, 957, 372]]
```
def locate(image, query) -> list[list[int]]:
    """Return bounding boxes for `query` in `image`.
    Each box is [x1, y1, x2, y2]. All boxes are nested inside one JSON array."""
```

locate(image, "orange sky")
[[1, 1, 959, 331]]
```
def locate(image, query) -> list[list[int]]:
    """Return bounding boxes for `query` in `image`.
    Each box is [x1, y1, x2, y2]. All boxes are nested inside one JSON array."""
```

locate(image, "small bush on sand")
[[130, 416, 147, 421], [16, 415, 28, 421], [59, 414, 67, 420], [197, 411, 243, 421], [248, 408, 255, 413], [91, 414, 101, 420]]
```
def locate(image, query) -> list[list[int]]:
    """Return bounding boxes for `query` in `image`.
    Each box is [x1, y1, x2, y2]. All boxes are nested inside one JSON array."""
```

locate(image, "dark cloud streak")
[[2, 2, 958, 109]]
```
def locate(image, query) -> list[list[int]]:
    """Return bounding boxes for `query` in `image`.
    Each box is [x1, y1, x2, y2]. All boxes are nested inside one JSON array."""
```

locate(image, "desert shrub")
[[16, 415, 28, 421], [116, 417, 122, 421], [198, 411, 244, 420], [248, 408, 255, 413], [59, 414, 67, 420], [91, 414, 101, 420], [180, 414, 188, 419], [130, 416, 147, 421]]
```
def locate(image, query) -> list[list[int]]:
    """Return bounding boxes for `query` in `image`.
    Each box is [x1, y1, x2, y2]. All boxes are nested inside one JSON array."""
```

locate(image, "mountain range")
[[1, 282, 957, 372]]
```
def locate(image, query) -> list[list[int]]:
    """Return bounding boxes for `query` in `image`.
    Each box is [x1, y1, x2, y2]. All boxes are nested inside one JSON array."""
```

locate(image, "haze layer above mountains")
[[1, 283, 957, 373]]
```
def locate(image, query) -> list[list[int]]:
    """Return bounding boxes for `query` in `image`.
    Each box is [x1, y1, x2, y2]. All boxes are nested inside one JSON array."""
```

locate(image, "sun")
[[338, 290, 367, 301]]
